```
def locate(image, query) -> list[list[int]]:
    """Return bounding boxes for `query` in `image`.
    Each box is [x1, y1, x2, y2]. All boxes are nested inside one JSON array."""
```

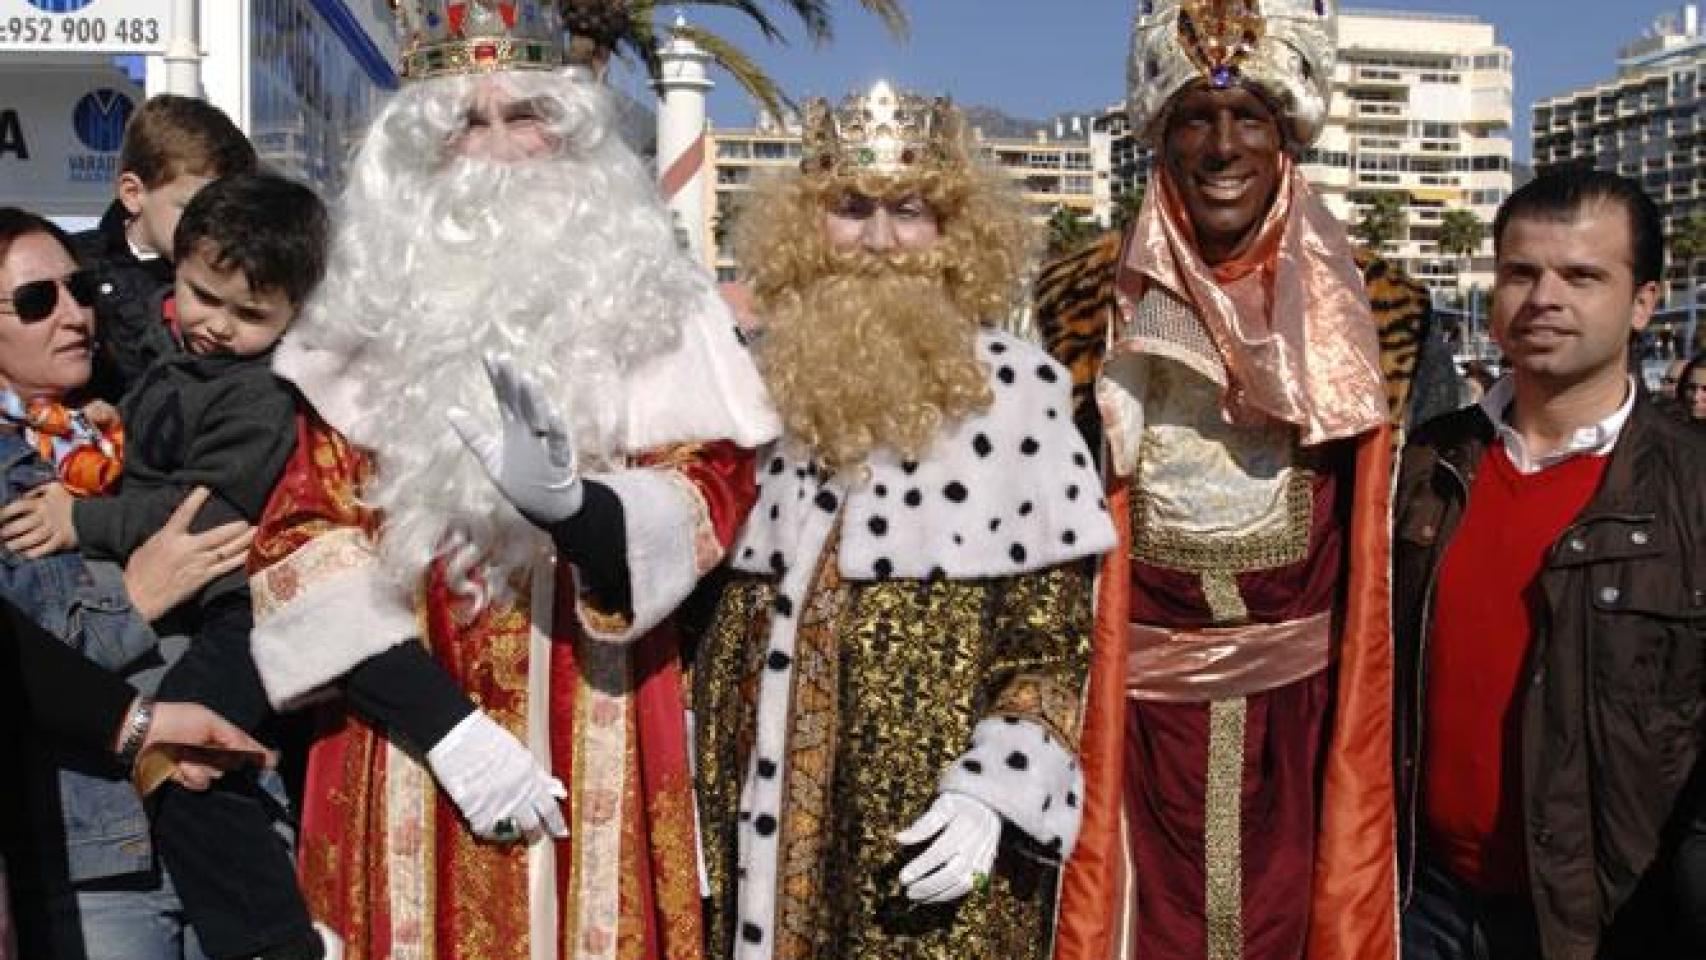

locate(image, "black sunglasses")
[[0, 270, 99, 322]]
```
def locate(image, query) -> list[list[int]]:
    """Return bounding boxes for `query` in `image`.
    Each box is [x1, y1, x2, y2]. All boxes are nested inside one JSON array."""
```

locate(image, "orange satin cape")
[[1050, 427, 1396, 960]]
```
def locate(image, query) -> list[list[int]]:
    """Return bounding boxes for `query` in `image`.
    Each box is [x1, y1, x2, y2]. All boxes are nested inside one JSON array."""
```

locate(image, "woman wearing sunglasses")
[[0, 207, 260, 960]]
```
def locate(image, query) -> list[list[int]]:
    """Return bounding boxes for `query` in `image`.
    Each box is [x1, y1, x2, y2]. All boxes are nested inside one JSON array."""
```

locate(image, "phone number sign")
[[0, 0, 171, 54]]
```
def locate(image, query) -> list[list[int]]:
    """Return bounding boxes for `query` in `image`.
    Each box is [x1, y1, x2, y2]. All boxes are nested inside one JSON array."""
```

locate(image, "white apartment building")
[[1303, 8, 1514, 292], [1532, 3, 1704, 335], [702, 112, 1110, 281]]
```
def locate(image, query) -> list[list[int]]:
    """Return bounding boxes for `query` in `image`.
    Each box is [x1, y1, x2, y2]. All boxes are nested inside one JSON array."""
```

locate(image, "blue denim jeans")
[[27, 864, 207, 960], [1401, 855, 1543, 960]]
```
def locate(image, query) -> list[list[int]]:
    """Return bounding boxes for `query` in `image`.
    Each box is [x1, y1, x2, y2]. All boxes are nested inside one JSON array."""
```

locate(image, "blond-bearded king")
[[1039, 2, 1404, 959], [693, 83, 1114, 960], [241, 3, 778, 958]]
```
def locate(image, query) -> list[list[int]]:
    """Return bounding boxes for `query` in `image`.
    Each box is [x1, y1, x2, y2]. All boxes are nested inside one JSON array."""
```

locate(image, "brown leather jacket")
[[1393, 399, 1706, 959]]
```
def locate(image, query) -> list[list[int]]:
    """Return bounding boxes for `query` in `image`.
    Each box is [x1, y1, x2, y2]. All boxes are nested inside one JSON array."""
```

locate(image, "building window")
[[716, 140, 751, 159], [753, 141, 787, 160], [249, 0, 391, 193]]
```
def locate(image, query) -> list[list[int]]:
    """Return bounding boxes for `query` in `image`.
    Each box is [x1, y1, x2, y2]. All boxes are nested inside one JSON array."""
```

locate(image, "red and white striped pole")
[[655, 16, 714, 266]]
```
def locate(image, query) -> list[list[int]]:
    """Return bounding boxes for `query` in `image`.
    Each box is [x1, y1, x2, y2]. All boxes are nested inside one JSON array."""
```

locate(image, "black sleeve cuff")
[[341, 641, 476, 753], [546, 480, 632, 617]]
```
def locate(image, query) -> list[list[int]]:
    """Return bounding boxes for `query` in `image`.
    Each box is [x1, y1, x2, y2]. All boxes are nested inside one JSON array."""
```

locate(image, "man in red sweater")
[[1393, 168, 1706, 960]]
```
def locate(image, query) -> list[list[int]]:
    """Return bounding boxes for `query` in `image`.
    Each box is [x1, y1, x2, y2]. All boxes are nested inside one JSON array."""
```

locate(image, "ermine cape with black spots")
[[694, 330, 1115, 960]]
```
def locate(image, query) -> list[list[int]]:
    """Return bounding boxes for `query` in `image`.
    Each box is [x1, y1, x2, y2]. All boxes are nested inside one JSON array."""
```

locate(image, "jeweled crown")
[[1130, 0, 1337, 148], [1179, 0, 1265, 89], [393, 0, 564, 81], [800, 81, 966, 178]]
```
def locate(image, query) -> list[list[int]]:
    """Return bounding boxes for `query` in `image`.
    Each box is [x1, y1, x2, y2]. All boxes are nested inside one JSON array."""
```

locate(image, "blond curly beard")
[[755, 248, 993, 474]]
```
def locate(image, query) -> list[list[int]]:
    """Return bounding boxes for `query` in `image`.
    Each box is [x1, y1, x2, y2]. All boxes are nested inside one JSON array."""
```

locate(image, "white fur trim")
[[731, 492, 841, 960], [618, 291, 780, 452], [731, 330, 1114, 581], [574, 468, 706, 643], [939, 716, 1085, 860], [250, 548, 419, 710], [272, 337, 375, 446]]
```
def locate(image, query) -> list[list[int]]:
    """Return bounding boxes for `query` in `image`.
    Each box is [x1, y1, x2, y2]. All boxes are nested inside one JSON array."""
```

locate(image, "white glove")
[[446, 354, 585, 526], [425, 710, 568, 842], [895, 791, 1002, 903]]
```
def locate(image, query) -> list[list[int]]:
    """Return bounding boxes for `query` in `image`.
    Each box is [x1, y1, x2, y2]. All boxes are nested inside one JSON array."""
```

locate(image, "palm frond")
[[675, 23, 791, 122], [684, 0, 797, 43], [852, 0, 910, 41]]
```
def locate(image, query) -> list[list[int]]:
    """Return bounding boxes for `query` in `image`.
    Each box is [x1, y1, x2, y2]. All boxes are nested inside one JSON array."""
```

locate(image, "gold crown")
[[800, 81, 966, 178], [393, 0, 564, 81]]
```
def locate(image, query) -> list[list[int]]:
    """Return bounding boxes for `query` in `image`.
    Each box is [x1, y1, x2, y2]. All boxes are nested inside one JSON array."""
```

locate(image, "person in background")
[[1462, 360, 1498, 406], [1394, 169, 1705, 959], [1674, 353, 1706, 427], [1656, 356, 1688, 405], [70, 94, 256, 403]]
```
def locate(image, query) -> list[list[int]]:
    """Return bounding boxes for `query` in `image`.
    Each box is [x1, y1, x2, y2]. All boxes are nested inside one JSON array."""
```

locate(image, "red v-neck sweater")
[[1422, 441, 1610, 894]]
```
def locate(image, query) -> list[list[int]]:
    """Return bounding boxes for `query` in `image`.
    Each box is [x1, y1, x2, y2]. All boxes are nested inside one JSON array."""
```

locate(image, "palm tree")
[[1674, 213, 1706, 281], [1046, 205, 1097, 258], [1110, 186, 1145, 233], [1437, 208, 1483, 279], [1352, 190, 1408, 256], [563, 0, 910, 120]]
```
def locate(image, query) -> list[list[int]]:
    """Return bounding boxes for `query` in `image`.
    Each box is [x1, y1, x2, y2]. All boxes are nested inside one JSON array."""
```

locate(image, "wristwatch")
[[115, 697, 155, 769]]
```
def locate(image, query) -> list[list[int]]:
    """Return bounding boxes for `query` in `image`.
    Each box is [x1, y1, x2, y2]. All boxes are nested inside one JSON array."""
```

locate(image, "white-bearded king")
[[692, 82, 1115, 960], [244, 3, 778, 958]]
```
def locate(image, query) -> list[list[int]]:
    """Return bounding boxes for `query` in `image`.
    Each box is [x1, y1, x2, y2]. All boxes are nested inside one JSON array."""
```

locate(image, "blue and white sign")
[[0, 0, 171, 53], [0, 66, 145, 217]]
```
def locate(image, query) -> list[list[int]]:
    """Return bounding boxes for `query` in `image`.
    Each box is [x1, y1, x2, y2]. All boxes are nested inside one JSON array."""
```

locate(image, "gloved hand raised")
[[447, 354, 585, 526], [895, 791, 1002, 903], [425, 710, 567, 843]]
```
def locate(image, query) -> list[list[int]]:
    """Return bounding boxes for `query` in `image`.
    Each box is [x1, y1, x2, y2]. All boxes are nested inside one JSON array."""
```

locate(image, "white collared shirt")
[[1478, 374, 1636, 475]]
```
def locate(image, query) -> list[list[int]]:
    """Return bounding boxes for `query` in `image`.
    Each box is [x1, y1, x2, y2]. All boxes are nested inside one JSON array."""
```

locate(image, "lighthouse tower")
[[655, 15, 714, 265]]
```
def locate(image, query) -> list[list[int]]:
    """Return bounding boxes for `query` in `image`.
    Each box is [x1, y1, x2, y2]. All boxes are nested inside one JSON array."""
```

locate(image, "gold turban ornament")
[[392, 0, 565, 81], [1128, 0, 1337, 148], [799, 80, 970, 179]]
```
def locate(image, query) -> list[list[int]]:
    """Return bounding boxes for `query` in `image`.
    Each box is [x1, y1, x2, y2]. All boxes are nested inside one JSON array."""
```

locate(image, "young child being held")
[[2, 171, 330, 960], [71, 94, 257, 402]]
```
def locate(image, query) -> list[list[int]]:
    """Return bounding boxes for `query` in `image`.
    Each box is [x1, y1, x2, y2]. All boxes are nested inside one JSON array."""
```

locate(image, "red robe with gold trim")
[[252, 411, 757, 960]]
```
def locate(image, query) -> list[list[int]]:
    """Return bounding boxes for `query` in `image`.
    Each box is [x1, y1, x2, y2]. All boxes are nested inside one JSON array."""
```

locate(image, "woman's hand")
[[122, 487, 255, 621], [129, 699, 274, 793], [0, 482, 78, 558]]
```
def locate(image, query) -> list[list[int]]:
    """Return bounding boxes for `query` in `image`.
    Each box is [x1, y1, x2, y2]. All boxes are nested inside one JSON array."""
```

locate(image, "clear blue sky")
[[624, 0, 1691, 163]]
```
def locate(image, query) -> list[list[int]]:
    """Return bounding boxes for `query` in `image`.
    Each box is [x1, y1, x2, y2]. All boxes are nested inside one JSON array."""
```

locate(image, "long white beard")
[[289, 74, 710, 604]]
